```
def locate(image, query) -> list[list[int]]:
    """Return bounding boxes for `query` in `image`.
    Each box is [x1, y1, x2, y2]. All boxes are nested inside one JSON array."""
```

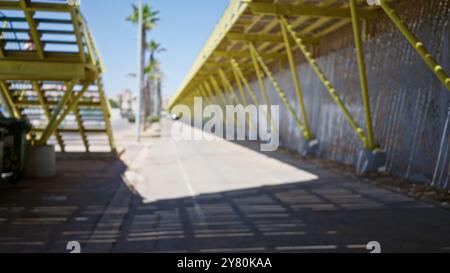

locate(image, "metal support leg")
[[210, 76, 231, 107], [279, 16, 314, 141], [249, 44, 279, 133], [250, 43, 306, 135], [32, 81, 65, 151], [203, 81, 224, 107], [219, 69, 244, 106], [98, 79, 117, 153], [38, 79, 78, 145], [231, 59, 260, 106], [350, 0, 376, 150], [281, 16, 368, 145], [221, 68, 257, 133]]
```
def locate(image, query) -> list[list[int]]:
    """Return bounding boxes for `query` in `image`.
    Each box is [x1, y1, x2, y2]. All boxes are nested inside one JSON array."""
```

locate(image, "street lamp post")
[[135, 0, 144, 142]]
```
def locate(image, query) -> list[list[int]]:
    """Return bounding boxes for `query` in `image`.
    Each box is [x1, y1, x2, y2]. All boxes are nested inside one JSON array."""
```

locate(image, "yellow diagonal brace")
[[98, 79, 117, 153], [203, 81, 225, 106], [230, 62, 259, 134], [249, 43, 272, 112], [32, 81, 65, 151], [248, 47, 279, 133], [74, 106, 89, 152], [210, 75, 237, 127], [219, 69, 243, 105], [281, 16, 367, 146], [380, 0, 450, 91], [280, 16, 313, 141], [231, 59, 260, 106], [38, 79, 78, 145], [0, 81, 21, 118], [197, 86, 208, 100], [249, 43, 307, 136], [349, 0, 376, 150], [220, 68, 257, 132], [210, 76, 229, 106], [231, 63, 250, 106]]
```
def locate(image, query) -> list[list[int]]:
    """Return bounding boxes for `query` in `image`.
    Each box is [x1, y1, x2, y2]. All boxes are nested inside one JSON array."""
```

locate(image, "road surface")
[[1, 117, 450, 253]]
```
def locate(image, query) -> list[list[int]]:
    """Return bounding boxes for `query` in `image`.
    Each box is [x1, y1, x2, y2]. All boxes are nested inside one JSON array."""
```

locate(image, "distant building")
[[118, 89, 135, 118]]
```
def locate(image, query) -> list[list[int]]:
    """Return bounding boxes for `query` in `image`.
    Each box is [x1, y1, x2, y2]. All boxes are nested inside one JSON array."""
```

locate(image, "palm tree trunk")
[[157, 78, 162, 117]]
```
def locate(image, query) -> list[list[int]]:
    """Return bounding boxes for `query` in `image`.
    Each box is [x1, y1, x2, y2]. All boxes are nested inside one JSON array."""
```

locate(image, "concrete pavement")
[[1, 118, 450, 252]]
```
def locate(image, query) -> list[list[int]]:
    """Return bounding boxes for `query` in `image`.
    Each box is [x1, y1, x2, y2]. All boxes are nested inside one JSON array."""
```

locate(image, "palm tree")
[[147, 40, 165, 63], [126, 4, 159, 47], [146, 40, 165, 117], [127, 3, 159, 121]]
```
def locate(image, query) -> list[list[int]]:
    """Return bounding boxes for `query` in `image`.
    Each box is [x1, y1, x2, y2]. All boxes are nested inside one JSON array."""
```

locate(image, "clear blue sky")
[[81, 0, 229, 100]]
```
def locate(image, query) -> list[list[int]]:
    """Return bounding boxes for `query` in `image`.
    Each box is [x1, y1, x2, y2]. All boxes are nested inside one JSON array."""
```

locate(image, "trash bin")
[[0, 118, 31, 182]]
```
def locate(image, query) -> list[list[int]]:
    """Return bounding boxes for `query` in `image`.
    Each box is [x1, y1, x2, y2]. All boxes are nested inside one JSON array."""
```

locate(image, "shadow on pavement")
[[0, 146, 450, 253]]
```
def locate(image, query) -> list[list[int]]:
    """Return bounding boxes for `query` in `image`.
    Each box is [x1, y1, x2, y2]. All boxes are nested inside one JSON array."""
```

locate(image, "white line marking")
[[275, 245, 337, 251], [170, 139, 205, 221]]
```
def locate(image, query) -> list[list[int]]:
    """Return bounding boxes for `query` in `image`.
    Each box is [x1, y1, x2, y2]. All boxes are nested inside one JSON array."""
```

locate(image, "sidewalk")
[[0, 152, 127, 253], [1, 119, 450, 253]]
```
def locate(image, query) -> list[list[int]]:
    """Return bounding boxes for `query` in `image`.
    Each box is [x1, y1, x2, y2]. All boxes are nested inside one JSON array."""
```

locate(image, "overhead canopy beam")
[[227, 32, 320, 44], [214, 50, 284, 59], [0, 1, 70, 12], [0, 61, 85, 81], [249, 3, 377, 19], [1, 51, 84, 62]]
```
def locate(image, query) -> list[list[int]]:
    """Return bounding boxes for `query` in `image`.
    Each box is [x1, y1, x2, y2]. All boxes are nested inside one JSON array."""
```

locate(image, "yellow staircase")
[[0, 0, 116, 153]]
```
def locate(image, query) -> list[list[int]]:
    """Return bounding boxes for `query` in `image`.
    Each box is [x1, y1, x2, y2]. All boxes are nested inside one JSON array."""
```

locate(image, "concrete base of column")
[[356, 148, 386, 175], [25, 145, 56, 178], [298, 139, 319, 157]]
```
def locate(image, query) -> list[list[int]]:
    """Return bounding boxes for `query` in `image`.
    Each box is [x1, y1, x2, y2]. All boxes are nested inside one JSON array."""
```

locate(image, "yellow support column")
[[231, 63, 258, 134], [219, 69, 244, 106], [32, 81, 65, 151], [98, 79, 117, 153], [281, 16, 367, 145], [210, 76, 230, 107], [279, 16, 314, 141], [249, 43, 279, 134], [38, 79, 78, 145], [249, 43, 272, 112], [349, 0, 376, 150], [230, 59, 260, 106], [249, 43, 307, 136], [203, 81, 224, 107]]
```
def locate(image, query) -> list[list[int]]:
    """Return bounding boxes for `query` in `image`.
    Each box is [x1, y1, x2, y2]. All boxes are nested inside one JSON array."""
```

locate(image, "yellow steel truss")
[[0, 0, 116, 153], [168, 0, 449, 152]]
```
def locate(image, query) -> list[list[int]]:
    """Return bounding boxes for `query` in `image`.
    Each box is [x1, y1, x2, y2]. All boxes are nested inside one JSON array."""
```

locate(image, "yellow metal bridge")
[[0, 0, 115, 153], [168, 0, 450, 153]]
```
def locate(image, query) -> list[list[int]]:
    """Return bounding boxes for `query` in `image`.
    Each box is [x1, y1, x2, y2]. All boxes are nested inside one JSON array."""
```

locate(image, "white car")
[[171, 113, 181, 121]]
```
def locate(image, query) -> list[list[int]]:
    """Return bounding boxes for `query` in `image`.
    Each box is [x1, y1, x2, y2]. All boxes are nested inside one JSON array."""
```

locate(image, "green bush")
[[109, 99, 119, 109], [146, 115, 160, 124]]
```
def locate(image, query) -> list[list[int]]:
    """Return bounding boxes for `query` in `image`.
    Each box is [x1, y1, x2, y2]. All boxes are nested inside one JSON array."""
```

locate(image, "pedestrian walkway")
[[1, 118, 450, 253]]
